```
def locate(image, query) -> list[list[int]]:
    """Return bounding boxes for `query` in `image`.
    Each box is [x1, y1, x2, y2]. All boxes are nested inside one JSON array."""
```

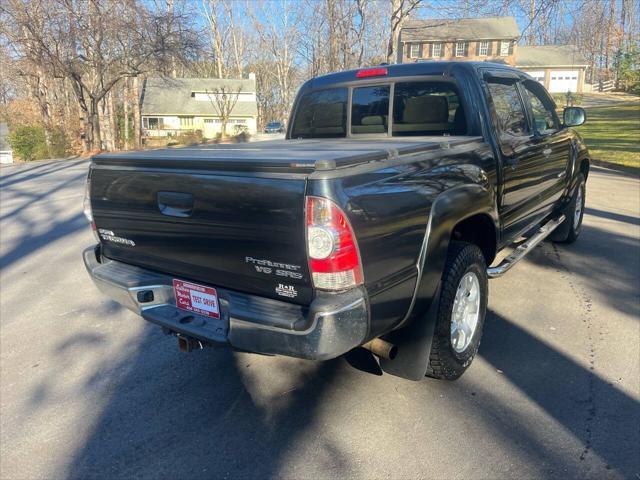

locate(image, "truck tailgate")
[[90, 165, 313, 305]]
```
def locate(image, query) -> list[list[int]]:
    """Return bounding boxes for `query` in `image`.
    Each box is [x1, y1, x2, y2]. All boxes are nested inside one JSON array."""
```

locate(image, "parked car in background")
[[264, 121, 285, 133], [83, 61, 589, 381]]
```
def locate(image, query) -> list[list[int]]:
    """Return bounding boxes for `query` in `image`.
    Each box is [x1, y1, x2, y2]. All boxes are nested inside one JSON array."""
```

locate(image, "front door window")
[[523, 82, 560, 135]]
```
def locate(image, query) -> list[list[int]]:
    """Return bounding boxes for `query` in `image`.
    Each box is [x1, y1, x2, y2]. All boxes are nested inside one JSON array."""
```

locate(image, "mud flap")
[[379, 283, 441, 381]]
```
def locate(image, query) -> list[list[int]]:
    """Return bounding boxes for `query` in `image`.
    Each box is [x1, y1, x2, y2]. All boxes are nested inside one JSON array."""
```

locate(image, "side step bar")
[[487, 215, 565, 278]]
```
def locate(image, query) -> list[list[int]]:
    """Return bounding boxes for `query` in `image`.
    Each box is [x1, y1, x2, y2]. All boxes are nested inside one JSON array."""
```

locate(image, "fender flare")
[[380, 183, 498, 380]]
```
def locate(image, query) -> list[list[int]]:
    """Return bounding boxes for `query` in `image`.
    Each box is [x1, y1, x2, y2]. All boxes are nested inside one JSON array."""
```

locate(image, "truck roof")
[[304, 61, 528, 89]]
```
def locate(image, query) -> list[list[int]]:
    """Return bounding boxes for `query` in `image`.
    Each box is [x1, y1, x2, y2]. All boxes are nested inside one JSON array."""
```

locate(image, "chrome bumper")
[[83, 246, 369, 360]]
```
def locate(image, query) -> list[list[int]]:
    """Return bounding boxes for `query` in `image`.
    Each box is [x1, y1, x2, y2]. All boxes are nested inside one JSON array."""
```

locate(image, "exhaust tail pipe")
[[362, 338, 397, 360], [177, 335, 203, 353]]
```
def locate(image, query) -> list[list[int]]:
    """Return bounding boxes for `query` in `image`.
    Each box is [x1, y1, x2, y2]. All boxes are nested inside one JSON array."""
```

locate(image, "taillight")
[[306, 196, 363, 291], [83, 177, 93, 223], [83, 172, 100, 243]]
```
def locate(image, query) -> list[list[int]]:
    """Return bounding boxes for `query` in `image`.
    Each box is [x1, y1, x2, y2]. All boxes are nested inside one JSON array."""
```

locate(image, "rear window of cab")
[[290, 81, 467, 138]]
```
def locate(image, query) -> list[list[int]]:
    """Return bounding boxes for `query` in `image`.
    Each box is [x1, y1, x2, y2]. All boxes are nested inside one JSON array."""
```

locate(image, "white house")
[[141, 76, 258, 138]]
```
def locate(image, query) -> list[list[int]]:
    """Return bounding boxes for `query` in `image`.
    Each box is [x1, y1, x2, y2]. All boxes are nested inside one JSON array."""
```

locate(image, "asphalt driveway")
[[0, 159, 638, 479]]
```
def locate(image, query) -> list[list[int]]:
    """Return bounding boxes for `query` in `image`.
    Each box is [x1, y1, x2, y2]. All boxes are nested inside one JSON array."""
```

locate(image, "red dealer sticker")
[[173, 279, 220, 319]]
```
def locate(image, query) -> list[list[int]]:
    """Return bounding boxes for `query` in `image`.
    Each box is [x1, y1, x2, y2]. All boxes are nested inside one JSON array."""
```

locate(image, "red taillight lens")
[[306, 196, 363, 291], [355, 67, 388, 78]]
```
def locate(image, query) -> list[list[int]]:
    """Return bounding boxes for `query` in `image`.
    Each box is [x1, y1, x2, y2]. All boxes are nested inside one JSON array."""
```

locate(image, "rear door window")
[[290, 88, 348, 138], [392, 82, 466, 136], [486, 81, 530, 141], [351, 85, 390, 134]]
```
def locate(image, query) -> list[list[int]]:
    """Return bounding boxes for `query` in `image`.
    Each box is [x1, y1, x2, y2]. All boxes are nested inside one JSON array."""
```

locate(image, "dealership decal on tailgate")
[[173, 279, 220, 319]]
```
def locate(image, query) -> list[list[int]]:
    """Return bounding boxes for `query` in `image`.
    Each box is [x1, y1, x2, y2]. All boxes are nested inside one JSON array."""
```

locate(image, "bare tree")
[[205, 86, 241, 137], [250, 0, 301, 122], [200, 0, 247, 79], [1, 0, 195, 151], [387, 0, 421, 63]]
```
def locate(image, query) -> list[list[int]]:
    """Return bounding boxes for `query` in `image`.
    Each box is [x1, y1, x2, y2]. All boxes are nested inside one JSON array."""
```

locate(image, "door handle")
[[542, 148, 552, 157], [157, 191, 194, 217]]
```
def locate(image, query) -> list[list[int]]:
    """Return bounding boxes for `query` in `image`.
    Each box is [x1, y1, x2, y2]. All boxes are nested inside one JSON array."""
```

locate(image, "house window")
[[500, 41, 510, 56], [204, 118, 222, 124], [409, 43, 420, 58], [143, 117, 163, 129], [179, 116, 194, 127], [432, 43, 443, 58], [479, 41, 489, 56], [455, 42, 467, 57]]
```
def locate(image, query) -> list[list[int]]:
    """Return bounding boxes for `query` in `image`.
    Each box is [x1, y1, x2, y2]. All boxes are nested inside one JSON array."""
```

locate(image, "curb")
[[591, 159, 639, 177], [0, 155, 84, 168]]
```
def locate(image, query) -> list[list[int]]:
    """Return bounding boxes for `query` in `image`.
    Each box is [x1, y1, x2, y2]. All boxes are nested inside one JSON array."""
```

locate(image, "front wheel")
[[551, 172, 586, 244], [426, 241, 488, 380]]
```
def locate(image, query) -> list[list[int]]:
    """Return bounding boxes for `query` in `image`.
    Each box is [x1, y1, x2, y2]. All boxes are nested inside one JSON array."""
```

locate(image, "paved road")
[[1, 159, 638, 479]]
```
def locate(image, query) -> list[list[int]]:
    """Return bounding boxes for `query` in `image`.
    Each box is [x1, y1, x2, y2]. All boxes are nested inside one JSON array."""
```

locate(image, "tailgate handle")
[[157, 191, 194, 217]]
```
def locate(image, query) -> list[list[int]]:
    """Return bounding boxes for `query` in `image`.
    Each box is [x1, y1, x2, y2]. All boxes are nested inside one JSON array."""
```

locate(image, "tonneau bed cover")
[[93, 137, 481, 172]]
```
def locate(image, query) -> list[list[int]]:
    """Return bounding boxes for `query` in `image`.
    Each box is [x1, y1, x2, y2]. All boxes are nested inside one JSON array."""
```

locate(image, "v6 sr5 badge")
[[245, 256, 303, 280]]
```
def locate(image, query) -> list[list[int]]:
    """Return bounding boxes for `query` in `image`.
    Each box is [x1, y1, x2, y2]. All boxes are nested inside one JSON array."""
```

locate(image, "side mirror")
[[563, 106, 586, 127]]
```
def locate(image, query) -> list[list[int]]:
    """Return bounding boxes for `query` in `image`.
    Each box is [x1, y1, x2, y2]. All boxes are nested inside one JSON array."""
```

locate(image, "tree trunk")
[[387, 0, 402, 64], [133, 76, 142, 149], [605, 0, 616, 70], [99, 96, 111, 151], [89, 97, 102, 151], [109, 90, 117, 150], [124, 78, 130, 150], [528, 0, 536, 45], [221, 118, 228, 138]]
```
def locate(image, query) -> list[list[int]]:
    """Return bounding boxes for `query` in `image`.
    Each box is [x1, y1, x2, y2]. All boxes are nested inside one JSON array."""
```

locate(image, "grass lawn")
[[577, 101, 640, 168]]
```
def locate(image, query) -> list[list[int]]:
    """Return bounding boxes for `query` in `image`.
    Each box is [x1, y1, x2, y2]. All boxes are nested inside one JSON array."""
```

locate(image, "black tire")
[[426, 241, 488, 380], [551, 173, 586, 244]]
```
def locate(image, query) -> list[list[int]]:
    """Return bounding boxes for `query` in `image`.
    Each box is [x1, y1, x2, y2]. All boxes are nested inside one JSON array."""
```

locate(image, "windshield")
[[290, 81, 466, 138], [267, 122, 282, 127]]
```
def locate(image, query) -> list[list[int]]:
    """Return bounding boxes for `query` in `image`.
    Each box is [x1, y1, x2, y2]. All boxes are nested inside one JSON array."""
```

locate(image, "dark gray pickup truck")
[[83, 62, 590, 381]]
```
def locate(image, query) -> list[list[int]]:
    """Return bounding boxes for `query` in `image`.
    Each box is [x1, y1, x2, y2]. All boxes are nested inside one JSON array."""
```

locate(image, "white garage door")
[[548, 70, 579, 93], [526, 70, 545, 85]]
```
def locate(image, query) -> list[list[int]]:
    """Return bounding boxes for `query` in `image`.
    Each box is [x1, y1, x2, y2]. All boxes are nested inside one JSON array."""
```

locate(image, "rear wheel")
[[426, 241, 488, 380]]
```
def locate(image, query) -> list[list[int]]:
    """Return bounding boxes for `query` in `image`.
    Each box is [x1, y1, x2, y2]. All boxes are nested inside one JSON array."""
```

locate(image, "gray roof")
[[516, 45, 590, 68], [0, 123, 10, 151], [142, 77, 257, 117], [402, 16, 520, 42]]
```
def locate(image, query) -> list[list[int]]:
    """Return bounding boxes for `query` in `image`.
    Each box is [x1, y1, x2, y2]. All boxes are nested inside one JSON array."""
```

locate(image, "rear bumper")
[[83, 245, 369, 360]]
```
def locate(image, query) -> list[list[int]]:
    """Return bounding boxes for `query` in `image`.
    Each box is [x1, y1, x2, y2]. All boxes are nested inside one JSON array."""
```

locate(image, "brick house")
[[398, 16, 520, 65]]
